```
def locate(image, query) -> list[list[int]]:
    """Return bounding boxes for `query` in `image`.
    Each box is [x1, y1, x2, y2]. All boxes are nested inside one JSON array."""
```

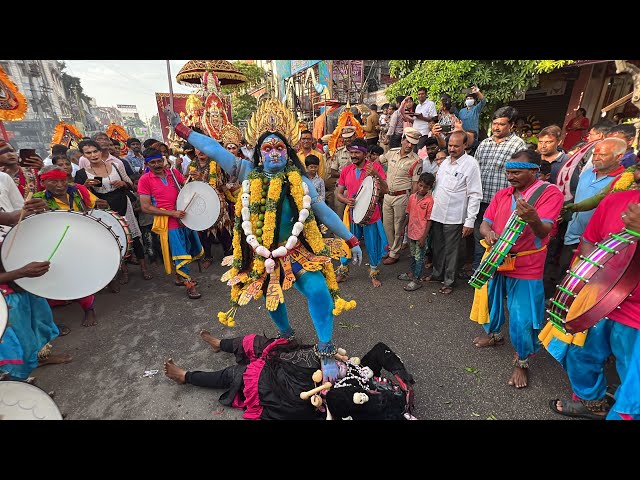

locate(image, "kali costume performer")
[[165, 99, 364, 383], [33, 166, 106, 327], [470, 149, 563, 389], [138, 148, 203, 299], [542, 186, 640, 420], [163, 332, 415, 420], [335, 137, 390, 287]]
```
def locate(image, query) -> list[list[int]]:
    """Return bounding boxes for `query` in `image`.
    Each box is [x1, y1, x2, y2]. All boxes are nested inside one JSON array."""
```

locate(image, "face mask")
[[465, 99, 475, 107]]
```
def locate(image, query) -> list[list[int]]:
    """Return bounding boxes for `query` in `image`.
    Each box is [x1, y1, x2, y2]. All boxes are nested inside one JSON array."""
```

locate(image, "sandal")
[[549, 398, 607, 420], [185, 281, 201, 299], [56, 324, 70, 336], [397, 273, 413, 281], [423, 276, 443, 283], [404, 281, 423, 291], [175, 279, 198, 286], [439, 286, 454, 295]]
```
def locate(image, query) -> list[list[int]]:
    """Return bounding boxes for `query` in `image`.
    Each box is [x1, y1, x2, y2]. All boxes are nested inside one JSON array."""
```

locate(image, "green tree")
[[231, 94, 258, 123], [221, 62, 267, 95], [124, 117, 146, 129], [57, 61, 92, 105], [385, 60, 573, 125]]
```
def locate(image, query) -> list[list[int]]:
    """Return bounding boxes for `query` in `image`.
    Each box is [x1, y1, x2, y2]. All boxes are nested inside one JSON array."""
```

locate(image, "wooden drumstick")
[[184, 193, 199, 212], [300, 381, 332, 400], [5, 192, 33, 257]]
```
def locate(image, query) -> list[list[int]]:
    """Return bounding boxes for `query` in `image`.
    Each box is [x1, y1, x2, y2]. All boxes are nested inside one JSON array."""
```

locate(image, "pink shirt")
[[483, 180, 563, 280], [137, 168, 185, 230], [406, 192, 433, 240], [582, 190, 640, 329], [338, 161, 386, 224]]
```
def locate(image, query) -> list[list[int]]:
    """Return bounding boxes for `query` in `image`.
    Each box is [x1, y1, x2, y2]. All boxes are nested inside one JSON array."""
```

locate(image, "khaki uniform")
[[382, 148, 422, 258], [328, 146, 353, 219]]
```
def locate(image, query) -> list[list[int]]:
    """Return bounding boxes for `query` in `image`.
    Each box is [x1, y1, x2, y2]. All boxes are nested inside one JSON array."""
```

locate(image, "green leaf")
[[464, 367, 479, 375], [471, 412, 480, 417], [486, 414, 497, 420]]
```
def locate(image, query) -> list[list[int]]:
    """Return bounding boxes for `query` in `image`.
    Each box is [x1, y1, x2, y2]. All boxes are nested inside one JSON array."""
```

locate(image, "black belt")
[[388, 190, 409, 196]]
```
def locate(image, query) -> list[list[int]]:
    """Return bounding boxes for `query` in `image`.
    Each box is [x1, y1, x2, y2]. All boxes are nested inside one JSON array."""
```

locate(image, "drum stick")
[[184, 193, 199, 212], [5, 192, 33, 257], [47, 225, 70, 262], [300, 382, 332, 400]]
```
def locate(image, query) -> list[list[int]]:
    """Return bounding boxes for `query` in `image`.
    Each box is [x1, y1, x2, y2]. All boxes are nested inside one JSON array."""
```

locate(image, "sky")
[[63, 60, 196, 121]]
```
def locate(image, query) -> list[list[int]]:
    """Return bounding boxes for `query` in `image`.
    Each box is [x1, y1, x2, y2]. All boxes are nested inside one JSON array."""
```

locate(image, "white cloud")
[[63, 60, 195, 120]]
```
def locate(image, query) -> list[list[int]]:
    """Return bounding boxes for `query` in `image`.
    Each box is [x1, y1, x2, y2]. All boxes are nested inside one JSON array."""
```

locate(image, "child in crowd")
[[397, 172, 435, 291], [367, 144, 386, 172], [305, 154, 325, 202]]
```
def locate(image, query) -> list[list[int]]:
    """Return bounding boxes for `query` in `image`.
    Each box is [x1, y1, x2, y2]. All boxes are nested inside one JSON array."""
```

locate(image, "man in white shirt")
[[412, 87, 438, 151], [0, 171, 48, 240], [426, 131, 482, 294]]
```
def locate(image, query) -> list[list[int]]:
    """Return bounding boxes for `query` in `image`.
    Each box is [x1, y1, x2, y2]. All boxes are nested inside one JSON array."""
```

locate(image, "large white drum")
[[0, 210, 121, 300], [0, 381, 63, 420], [0, 293, 7, 342], [176, 181, 224, 231], [351, 176, 380, 225], [89, 209, 130, 258]]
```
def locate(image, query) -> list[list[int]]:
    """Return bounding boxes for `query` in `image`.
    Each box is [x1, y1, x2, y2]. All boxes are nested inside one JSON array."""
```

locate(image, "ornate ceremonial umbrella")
[[176, 60, 247, 86]]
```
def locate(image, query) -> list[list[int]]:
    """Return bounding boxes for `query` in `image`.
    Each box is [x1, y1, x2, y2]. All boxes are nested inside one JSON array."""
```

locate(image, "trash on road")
[[143, 369, 159, 378]]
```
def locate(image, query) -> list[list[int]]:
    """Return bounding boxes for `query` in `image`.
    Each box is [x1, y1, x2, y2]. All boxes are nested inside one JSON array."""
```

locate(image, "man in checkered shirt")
[[472, 106, 526, 270]]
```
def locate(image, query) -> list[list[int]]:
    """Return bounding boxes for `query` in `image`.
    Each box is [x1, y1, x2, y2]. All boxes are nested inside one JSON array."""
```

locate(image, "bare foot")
[[473, 333, 504, 348], [202, 259, 213, 269], [164, 358, 186, 384], [507, 365, 528, 388], [82, 309, 97, 327], [371, 276, 381, 288], [38, 353, 73, 367], [336, 274, 347, 283], [200, 330, 221, 353]]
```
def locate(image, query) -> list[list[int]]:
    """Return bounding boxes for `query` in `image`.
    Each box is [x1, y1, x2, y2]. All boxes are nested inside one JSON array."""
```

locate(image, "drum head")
[[0, 381, 62, 420], [89, 210, 127, 257], [0, 294, 7, 341], [352, 176, 375, 224], [176, 181, 222, 231], [565, 241, 640, 333], [1, 211, 122, 300]]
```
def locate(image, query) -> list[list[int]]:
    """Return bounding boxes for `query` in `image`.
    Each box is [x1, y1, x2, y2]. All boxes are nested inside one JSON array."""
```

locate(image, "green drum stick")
[[47, 225, 70, 262]]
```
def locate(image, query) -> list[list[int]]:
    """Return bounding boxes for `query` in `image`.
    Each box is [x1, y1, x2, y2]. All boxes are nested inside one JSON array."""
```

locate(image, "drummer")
[[470, 149, 563, 389], [138, 148, 203, 299], [187, 145, 233, 268], [34, 165, 109, 328], [335, 137, 389, 287]]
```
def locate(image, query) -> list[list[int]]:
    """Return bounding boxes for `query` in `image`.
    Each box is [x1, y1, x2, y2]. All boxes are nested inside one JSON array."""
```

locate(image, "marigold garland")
[[612, 170, 635, 192], [189, 158, 219, 186], [217, 166, 356, 327]]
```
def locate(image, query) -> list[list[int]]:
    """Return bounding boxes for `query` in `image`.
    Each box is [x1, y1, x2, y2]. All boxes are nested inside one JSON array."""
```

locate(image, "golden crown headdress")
[[246, 98, 300, 148], [220, 124, 243, 147]]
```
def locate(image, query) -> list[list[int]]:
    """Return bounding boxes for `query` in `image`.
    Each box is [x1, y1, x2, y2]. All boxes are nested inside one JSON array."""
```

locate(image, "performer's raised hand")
[[351, 245, 363, 266], [164, 107, 181, 129]]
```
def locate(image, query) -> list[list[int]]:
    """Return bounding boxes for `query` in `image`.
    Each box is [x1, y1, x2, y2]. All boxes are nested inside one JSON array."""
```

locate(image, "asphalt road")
[[33, 247, 588, 421]]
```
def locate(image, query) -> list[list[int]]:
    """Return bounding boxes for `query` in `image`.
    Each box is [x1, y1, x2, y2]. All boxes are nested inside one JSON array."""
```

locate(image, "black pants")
[[184, 339, 238, 389], [132, 236, 144, 259], [472, 202, 490, 271], [366, 137, 379, 146]]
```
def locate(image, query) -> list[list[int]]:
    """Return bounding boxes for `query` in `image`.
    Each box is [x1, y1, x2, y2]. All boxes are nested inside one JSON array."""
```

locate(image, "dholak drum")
[[176, 181, 224, 231], [352, 176, 380, 226], [0, 293, 7, 342], [0, 210, 121, 300], [0, 381, 63, 420], [89, 209, 132, 258], [547, 228, 640, 334]]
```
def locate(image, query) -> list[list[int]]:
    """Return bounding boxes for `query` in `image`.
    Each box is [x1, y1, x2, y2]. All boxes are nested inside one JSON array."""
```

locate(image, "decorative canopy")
[[176, 60, 247, 86], [51, 122, 83, 149], [0, 65, 27, 121]]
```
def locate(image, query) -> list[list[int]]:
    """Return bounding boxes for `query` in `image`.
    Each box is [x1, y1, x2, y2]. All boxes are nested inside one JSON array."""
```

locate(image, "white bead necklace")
[[239, 177, 312, 274]]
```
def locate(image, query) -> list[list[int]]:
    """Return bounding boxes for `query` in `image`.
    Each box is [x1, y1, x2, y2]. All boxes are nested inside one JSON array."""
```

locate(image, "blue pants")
[[168, 227, 203, 278], [485, 274, 545, 359], [340, 219, 388, 271], [0, 292, 58, 380], [562, 318, 640, 419], [409, 239, 429, 279]]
